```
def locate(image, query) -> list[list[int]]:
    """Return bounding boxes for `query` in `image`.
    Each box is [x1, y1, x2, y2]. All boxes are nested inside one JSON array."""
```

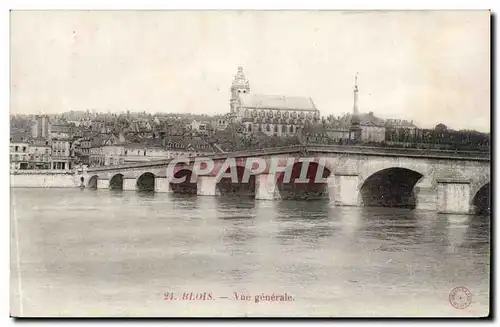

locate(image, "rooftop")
[[239, 94, 318, 112]]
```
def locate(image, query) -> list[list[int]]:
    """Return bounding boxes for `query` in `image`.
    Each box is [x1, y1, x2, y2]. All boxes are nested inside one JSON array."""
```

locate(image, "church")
[[229, 67, 321, 136]]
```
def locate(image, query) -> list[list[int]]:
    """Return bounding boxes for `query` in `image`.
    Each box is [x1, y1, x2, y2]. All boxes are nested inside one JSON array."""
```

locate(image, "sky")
[[10, 10, 490, 131]]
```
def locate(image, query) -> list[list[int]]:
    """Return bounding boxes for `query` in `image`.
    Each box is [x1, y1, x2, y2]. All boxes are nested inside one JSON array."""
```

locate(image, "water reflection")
[[338, 207, 362, 237], [444, 214, 469, 252]]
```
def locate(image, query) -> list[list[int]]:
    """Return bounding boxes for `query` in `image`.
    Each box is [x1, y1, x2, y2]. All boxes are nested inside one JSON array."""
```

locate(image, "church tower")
[[230, 66, 250, 114], [350, 73, 362, 142]]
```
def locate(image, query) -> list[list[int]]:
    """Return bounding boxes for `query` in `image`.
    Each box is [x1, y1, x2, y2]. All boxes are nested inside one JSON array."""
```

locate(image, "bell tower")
[[230, 66, 250, 114]]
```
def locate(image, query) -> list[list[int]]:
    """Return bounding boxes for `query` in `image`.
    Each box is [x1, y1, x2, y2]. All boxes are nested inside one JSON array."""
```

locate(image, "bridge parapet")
[[306, 145, 490, 161], [11, 169, 74, 175]]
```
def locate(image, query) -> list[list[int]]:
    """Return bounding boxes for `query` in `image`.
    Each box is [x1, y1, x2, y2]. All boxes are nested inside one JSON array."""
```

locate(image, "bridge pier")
[[326, 176, 337, 202], [155, 177, 172, 193], [436, 179, 471, 214], [332, 173, 360, 206], [415, 177, 437, 211], [197, 176, 220, 196], [123, 178, 137, 191], [97, 179, 109, 190], [255, 174, 281, 200]]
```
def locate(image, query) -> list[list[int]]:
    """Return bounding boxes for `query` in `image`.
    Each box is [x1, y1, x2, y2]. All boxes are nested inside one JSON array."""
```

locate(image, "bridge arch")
[[137, 172, 155, 192], [109, 174, 124, 190], [277, 161, 332, 200], [471, 181, 490, 215], [359, 167, 424, 208], [216, 165, 255, 197], [469, 172, 490, 203], [87, 175, 99, 189], [170, 169, 198, 194]]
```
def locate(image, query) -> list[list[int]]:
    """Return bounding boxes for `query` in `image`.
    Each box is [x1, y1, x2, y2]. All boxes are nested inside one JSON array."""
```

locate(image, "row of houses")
[[86, 133, 217, 167], [10, 135, 73, 171]]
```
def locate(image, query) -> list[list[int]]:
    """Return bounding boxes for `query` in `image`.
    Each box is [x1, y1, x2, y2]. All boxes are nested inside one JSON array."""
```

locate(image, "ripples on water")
[[10, 188, 490, 317]]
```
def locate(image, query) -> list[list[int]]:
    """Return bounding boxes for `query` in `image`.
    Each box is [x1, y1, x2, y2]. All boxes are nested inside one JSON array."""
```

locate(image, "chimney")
[[369, 111, 374, 116]]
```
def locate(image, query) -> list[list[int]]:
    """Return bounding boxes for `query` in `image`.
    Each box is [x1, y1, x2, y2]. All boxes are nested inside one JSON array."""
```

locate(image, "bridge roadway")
[[79, 145, 490, 215]]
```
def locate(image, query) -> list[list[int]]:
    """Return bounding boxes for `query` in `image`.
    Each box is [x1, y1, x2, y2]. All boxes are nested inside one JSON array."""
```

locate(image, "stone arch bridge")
[[77, 145, 490, 215]]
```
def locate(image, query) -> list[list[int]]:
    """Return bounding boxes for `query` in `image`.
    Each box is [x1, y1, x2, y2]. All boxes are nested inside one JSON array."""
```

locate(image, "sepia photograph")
[[9, 9, 491, 318]]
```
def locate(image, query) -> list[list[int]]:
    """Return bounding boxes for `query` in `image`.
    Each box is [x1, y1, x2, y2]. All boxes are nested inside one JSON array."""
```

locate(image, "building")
[[31, 115, 50, 139], [102, 144, 126, 166], [49, 119, 70, 139], [27, 140, 52, 170], [75, 136, 93, 166], [229, 67, 321, 136], [358, 112, 386, 143], [123, 144, 169, 162], [89, 146, 104, 167], [163, 135, 215, 158], [190, 120, 209, 135], [51, 139, 72, 170], [10, 136, 29, 170], [91, 120, 105, 133]]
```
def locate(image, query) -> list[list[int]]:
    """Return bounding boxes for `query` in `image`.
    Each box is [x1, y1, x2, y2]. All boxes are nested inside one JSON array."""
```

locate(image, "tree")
[[435, 123, 447, 133]]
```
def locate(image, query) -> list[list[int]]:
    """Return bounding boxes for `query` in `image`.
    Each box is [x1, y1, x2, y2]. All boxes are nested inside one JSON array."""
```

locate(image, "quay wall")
[[10, 172, 79, 188]]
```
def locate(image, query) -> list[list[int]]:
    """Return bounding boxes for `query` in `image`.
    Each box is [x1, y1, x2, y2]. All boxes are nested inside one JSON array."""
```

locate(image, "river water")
[[10, 188, 490, 317]]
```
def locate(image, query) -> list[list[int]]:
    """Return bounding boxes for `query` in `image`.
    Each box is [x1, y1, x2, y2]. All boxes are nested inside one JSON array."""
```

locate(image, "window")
[[289, 125, 293, 133], [266, 124, 271, 132], [15, 146, 18, 152], [274, 125, 278, 133], [144, 151, 147, 156], [22, 147, 26, 152], [282, 125, 286, 133], [137, 151, 140, 155]]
